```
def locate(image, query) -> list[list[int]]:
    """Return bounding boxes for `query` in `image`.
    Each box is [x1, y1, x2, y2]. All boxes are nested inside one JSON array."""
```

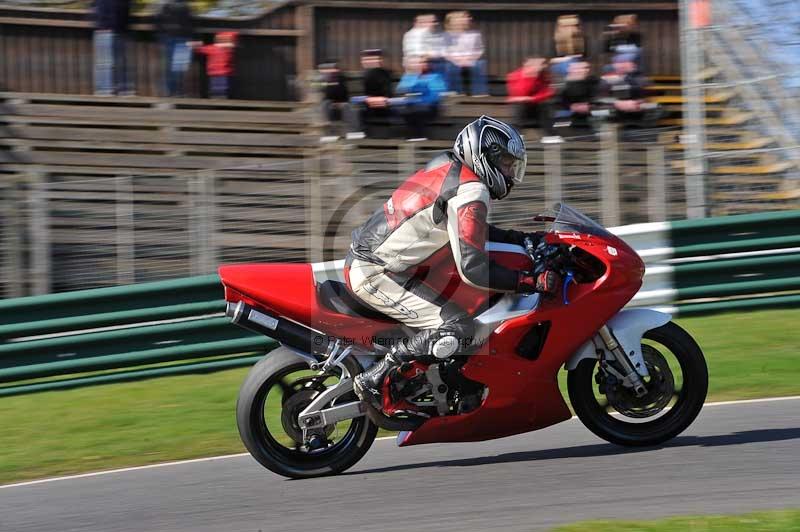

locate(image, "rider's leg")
[[347, 260, 474, 407]]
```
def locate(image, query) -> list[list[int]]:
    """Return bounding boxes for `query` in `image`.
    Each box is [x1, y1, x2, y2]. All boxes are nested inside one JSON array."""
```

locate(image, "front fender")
[[565, 308, 672, 376]]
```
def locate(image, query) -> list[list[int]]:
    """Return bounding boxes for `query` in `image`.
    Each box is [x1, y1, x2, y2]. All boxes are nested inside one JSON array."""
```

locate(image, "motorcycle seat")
[[317, 280, 399, 323]]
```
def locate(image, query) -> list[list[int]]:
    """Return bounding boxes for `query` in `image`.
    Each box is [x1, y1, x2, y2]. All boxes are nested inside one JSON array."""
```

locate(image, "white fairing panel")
[[565, 308, 672, 376]]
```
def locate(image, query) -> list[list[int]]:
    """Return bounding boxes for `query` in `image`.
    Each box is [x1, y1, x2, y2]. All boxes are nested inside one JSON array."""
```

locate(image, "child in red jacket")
[[194, 31, 237, 98], [506, 57, 557, 138]]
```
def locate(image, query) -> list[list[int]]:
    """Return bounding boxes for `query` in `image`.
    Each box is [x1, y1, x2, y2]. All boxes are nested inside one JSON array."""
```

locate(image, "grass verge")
[[555, 508, 800, 531], [1, 308, 798, 485]]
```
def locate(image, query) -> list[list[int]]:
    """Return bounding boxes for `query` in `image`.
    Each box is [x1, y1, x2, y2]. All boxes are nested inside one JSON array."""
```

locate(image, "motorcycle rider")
[[347, 116, 561, 408]]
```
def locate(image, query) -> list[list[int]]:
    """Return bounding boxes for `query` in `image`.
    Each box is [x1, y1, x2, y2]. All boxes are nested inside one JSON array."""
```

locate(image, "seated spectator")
[[603, 14, 643, 69], [317, 60, 349, 129], [550, 15, 588, 83], [347, 49, 393, 139], [444, 11, 487, 96], [596, 54, 658, 126], [506, 57, 556, 135], [396, 55, 447, 140], [556, 60, 599, 130], [193, 31, 237, 99], [404, 14, 447, 86]]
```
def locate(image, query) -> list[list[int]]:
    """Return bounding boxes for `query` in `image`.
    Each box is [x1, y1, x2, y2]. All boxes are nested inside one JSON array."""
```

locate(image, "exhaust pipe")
[[226, 301, 331, 356]]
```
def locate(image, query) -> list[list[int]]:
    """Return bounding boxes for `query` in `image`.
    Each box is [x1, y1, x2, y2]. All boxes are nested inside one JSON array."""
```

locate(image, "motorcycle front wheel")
[[236, 347, 378, 479], [567, 321, 708, 447]]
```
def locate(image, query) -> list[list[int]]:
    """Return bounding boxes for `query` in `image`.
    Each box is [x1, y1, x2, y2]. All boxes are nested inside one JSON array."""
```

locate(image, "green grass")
[[1, 308, 798, 485], [555, 509, 800, 531]]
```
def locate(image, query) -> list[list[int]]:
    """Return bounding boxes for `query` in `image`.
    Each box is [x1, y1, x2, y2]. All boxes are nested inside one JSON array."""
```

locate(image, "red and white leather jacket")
[[348, 152, 529, 292]]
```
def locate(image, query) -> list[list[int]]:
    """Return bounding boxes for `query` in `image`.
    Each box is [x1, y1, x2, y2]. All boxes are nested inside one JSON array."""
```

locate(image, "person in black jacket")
[[557, 60, 599, 130], [156, 0, 194, 97], [92, 0, 133, 95], [347, 49, 394, 138]]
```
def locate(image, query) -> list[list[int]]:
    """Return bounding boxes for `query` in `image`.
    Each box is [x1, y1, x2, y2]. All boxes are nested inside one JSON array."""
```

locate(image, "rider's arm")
[[446, 183, 521, 292], [486, 224, 543, 247]]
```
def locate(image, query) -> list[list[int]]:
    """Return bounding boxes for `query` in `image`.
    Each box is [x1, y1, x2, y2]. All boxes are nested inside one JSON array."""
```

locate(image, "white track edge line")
[[2, 394, 798, 490]]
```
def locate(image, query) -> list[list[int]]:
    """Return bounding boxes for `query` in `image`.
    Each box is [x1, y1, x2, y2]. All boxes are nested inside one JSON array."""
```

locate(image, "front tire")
[[236, 347, 378, 478], [568, 321, 708, 447]]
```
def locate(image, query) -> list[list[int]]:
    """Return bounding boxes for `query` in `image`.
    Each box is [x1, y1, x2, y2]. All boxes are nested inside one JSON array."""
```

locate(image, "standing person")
[[444, 11, 487, 96], [421, 14, 448, 86], [194, 31, 237, 99], [156, 0, 194, 97], [396, 55, 447, 140], [403, 15, 430, 62], [603, 14, 643, 69], [550, 14, 588, 83], [347, 49, 393, 138], [506, 57, 557, 138], [92, 0, 133, 96]]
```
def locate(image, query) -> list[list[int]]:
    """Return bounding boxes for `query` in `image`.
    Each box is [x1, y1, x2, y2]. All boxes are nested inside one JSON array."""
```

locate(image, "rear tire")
[[236, 347, 378, 478], [568, 321, 708, 447]]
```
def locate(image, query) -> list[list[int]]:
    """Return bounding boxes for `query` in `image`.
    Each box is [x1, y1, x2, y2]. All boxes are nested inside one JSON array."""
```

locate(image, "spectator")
[[403, 14, 430, 60], [422, 15, 449, 86], [444, 11, 487, 96], [156, 0, 194, 97], [92, 0, 133, 96], [506, 57, 556, 136], [194, 31, 237, 99], [603, 14, 643, 68], [557, 60, 599, 130], [403, 14, 448, 88], [347, 49, 393, 139], [550, 15, 588, 83], [596, 53, 657, 126], [396, 55, 446, 140], [316, 60, 349, 137]]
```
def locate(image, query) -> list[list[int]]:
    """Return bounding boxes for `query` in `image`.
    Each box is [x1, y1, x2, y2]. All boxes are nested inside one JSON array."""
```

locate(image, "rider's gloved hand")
[[517, 270, 561, 297]]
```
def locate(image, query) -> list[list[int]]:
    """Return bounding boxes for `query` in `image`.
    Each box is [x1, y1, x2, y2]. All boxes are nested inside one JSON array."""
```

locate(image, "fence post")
[[28, 172, 51, 295], [1, 181, 22, 298], [116, 175, 135, 285], [647, 145, 668, 222], [600, 122, 621, 227], [543, 142, 563, 208], [399, 141, 417, 179], [305, 150, 323, 263], [189, 170, 217, 275]]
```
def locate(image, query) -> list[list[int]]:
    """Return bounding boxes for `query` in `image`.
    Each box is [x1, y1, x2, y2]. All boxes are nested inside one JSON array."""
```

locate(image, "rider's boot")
[[353, 349, 404, 408]]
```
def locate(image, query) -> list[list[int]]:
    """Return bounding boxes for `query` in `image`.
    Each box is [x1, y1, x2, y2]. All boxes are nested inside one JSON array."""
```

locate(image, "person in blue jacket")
[[396, 55, 447, 139]]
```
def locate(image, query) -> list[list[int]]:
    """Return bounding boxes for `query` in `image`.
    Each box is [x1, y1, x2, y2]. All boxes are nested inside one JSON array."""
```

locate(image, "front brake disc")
[[606, 345, 675, 418]]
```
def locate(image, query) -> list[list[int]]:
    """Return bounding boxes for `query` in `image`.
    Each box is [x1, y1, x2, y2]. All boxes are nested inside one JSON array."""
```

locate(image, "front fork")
[[597, 325, 648, 397]]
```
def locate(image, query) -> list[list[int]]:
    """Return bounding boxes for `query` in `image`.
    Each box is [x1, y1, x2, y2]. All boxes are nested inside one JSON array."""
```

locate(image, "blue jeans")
[[210, 76, 229, 98], [447, 59, 488, 96], [162, 37, 191, 96], [94, 30, 132, 95]]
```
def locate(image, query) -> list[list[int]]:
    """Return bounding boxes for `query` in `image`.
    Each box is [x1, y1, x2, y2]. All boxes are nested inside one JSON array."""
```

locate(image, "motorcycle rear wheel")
[[236, 347, 378, 479], [567, 321, 708, 447]]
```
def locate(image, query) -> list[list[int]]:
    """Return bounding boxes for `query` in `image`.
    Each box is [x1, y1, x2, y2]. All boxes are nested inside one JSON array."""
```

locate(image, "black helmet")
[[453, 116, 527, 200]]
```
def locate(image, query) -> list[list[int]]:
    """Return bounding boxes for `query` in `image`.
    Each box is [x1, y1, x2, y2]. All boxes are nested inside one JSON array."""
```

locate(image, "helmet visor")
[[491, 149, 527, 185]]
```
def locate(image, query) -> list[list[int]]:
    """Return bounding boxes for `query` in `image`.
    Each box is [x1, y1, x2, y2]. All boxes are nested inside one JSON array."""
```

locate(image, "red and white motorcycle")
[[220, 203, 708, 479]]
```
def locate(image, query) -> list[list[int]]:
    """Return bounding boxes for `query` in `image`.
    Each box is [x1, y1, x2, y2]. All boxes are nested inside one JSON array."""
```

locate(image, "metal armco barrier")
[[0, 209, 798, 397]]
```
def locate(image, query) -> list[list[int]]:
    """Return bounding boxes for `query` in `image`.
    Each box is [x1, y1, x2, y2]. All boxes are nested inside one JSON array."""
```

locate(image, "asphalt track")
[[2, 397, 799, 532]]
